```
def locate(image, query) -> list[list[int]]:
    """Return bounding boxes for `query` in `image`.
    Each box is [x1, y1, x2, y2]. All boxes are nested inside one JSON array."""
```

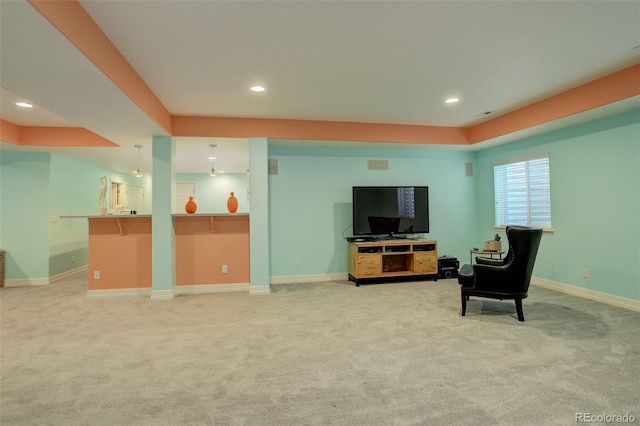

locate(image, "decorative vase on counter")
[[185, 196, 197, 214], [227, 192, 238, 213]]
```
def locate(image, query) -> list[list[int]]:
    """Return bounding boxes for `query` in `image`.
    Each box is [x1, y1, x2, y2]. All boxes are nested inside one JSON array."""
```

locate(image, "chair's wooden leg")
[[515, 298, 525, 322], [461, 290, 467, 316]]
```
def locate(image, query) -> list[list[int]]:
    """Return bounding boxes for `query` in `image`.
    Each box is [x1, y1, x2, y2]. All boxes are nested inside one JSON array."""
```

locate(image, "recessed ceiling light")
[[445, 97, 460, 104], [16, 102, 33, 108], [250, 85, 265, 92]]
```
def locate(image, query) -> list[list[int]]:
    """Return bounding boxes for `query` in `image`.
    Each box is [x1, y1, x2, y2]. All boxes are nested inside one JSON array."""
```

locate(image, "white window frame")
[[493, 153, 552, 231]]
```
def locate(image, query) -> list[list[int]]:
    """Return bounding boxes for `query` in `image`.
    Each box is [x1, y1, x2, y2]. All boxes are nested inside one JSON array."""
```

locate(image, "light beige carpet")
[[1, 274, 639, 425]]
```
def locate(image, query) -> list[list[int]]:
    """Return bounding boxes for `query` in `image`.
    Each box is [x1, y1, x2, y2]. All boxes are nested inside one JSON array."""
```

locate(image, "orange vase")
[[185, 196, 197, 214], [227, 192, 238, 213]]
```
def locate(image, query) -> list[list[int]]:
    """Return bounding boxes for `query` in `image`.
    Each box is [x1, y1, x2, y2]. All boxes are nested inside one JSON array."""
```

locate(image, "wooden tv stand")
[[348, 238, 438, 286]]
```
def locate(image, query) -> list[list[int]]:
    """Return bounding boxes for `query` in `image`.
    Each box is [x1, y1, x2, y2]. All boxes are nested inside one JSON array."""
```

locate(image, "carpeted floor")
[[1, 275, 639, 425]]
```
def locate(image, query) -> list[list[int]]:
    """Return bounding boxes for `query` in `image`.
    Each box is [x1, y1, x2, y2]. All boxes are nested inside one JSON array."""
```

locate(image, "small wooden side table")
[[469, 248, 506, 264]]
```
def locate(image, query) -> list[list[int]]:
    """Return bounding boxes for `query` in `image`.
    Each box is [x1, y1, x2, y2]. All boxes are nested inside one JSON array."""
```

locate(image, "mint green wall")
[[2, 109, 638, 304], [249, 137, 270, 290], [0, 151, 151, 280], [474, 110, 640, 300], [267, 143, 476, 277], [49, 154, 96, 276], [48, 154, 150, 276], [176, 173, 249, 213], [0, 152, 51, 280], [151, 135, 176, 294]]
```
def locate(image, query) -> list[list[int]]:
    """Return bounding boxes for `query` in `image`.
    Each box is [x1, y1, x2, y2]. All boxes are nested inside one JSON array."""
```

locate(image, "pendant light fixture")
[[209, 144, 217, 176], [133, 145, 143, 178]]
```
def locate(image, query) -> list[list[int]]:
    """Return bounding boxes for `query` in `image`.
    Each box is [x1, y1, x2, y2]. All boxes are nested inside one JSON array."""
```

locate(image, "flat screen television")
[[352, 186, 429, 237]]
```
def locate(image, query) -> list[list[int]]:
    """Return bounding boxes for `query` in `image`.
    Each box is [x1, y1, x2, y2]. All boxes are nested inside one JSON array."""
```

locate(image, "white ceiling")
[[1, 0, 639, 174]]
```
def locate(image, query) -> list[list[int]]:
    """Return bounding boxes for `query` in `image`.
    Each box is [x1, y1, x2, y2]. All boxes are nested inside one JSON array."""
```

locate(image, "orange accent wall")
[[3, 60, 637, 148], [1, 121, 118, 147], [173, 116, 469, 145], [174, 215, 250, 286], [88, 217, 152, 290], [21, 127, 118, 146], [468, 63, 640, 144], [0, 119, 21, 144], [28, 0, 172, 135]]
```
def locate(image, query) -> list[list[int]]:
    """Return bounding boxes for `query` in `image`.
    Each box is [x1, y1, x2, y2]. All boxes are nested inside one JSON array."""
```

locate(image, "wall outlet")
[[221, 265, 228, 274], [293, 258, 300, 267], [582, 268, 589, 278], [93, 270, 101, 280]]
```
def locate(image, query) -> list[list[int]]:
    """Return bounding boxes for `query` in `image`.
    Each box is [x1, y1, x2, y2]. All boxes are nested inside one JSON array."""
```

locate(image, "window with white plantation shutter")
[[494, 154, 552, 229]]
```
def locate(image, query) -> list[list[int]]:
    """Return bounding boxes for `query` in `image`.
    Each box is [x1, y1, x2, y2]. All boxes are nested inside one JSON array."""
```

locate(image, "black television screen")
[[352, 186, 429, 236]]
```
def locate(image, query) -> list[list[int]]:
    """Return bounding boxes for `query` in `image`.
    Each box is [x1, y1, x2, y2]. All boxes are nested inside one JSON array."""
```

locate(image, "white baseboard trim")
[[87, 287, 152, 299], [249, 285, 271, 295], [4, 277, 50, 287], [51, 265, 88, 283], [175, 283, 249, 295], [151, 289, 176, 300], [87, 283, 271, 297], [532, 277, 640, 312], [87, 283, 251, 299], [4, 265, 88, 288], [270, 273, 348, 285]]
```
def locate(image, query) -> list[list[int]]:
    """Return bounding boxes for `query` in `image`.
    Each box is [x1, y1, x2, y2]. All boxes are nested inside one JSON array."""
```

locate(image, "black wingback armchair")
[[458, 226, 543, 321]]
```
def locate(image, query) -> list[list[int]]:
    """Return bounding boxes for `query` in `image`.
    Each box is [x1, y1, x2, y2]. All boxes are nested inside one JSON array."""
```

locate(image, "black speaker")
[[438, 256, 459, 279]]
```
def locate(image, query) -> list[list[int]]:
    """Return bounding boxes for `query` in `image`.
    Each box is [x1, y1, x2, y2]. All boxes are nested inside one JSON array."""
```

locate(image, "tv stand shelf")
[[348, 238, 438, 286]]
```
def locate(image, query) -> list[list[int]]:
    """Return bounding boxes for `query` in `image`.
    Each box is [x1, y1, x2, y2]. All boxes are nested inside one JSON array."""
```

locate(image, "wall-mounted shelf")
[[61, 215, 152, 236], [62, 214, 249, 235], [172, 213, 249, 233]]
